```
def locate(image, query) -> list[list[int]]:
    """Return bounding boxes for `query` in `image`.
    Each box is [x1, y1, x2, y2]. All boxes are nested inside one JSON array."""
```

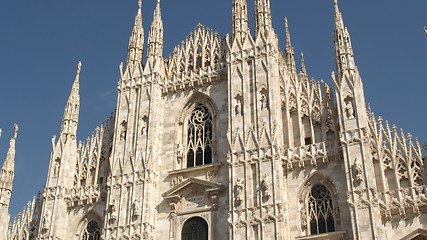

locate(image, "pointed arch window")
[[308, 184, 335, 235], [81, 220, 101, 240], [186, 104, 213, 168], [182, 217, 208, 240]]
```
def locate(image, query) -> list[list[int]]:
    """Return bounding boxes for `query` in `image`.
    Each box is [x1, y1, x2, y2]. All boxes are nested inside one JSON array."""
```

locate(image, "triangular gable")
[[162, 178, 223, 200]]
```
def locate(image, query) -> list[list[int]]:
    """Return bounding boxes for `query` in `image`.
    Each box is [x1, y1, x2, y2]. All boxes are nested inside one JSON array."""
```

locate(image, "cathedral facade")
[[2, 0, 427, 239]]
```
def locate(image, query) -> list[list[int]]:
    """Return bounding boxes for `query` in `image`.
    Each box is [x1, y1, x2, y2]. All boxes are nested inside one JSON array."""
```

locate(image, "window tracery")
[[307, 184, 335, 235], [186, 104, 213, 168], [81, 220, 101, 240]]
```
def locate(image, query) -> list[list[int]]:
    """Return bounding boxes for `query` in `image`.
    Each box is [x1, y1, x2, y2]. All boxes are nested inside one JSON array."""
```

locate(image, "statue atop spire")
[[232, 0, 250, 42], [61, 62, 81, 139], [147, 0, 163, 62], [300, 52, 307, 76], [126, 0, 145, 70], [255, 0, 273, 37]]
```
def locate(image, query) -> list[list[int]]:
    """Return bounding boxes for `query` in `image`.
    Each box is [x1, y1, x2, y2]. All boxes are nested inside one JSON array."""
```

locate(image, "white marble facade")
[[3, 0, 427, 240]]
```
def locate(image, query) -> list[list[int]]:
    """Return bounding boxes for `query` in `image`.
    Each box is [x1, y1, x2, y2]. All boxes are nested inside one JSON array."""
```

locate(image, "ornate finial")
[[13, 123, 19, 139], [392, 124, 397, 132], [300, 52, 307, 75], [138, 0, 142, 9], [324, 83, 331, 94], [284, 17, 288, 29], [0, 128, 2, 140], [424, 26, 427, 37], [334, 0, 338, 6]]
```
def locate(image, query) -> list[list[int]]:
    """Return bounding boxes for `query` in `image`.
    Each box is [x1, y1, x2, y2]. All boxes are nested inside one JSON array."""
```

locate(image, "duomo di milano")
[[0, 0, 426, 239]]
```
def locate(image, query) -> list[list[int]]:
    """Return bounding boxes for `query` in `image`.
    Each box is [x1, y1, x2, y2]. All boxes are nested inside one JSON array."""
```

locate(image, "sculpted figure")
[[353, 159, 363, 184], [346, 100, 354, 119], [177, 143, 183, 163], [234, 179, 244, 205], [110, 199, 117, 220], [133, 197, 141, 217], [235, 98, 242, 116], [120, 124, 127, 140], [260, 93, 268, 110], [53, 160, 60, 177], [261, 174, 272, 201], [42, 210, 50, 230]]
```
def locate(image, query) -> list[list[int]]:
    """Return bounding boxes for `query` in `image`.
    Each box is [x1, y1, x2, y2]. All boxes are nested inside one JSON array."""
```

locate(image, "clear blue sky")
[[0, 0, 425, 217]]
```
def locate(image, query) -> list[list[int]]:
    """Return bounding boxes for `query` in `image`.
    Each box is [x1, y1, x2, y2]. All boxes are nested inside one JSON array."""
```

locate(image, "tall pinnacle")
[[334, 0, 345, 30], [333, 0, 355, 75], [300, 52, 307, 77], [232, 0, 250, 42], [147, 0, 163, 61], [126, 0, 145, 69], [255, 0, 273, 37], [284, 18, 296, 75], [61, 62, 81, 139], [1, 124, 18, 180]]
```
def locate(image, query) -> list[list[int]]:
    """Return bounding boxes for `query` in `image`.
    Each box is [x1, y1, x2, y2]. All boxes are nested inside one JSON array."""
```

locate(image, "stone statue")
[[260, 93, 268, 110], [133, 197, 141, 217], [53, 160, 60, 177], [177, 143, 183, 163], [120, 124, 127, 140], [353, 159, 363, 184], [141, 118, 148, 135], [42, 210, 50, 230], [261, 174, 272, 201], [346, 100, 354, 119], [235, 98, 242, 116], [234, 179, 244, 205], [110, 199, 117, 220]]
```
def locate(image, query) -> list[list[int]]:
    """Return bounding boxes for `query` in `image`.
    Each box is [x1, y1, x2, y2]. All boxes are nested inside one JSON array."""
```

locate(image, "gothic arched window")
[[186, 104, 213, 168], [181, 217, 208, 240], [81, 220, 101, 240], [308, 184, 335, 235]]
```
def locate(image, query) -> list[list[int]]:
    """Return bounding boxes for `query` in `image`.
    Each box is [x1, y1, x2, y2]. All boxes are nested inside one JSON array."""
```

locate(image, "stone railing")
[[377, 186, 427, 220], [282, 142, 329, 170]]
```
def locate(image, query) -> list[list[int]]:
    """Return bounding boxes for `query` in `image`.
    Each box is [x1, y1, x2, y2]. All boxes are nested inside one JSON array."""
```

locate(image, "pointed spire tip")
[[13, 123, 18, 139], [77, 61, 82, 75]]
